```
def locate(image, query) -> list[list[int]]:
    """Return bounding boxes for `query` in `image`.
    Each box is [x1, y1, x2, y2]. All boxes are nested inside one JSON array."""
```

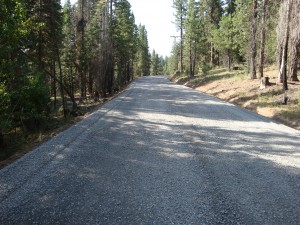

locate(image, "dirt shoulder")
[[170, 67, 300, 131]]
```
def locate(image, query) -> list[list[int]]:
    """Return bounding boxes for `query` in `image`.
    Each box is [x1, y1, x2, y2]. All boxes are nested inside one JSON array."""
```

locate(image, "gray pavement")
[[0, 76, 300, 224]]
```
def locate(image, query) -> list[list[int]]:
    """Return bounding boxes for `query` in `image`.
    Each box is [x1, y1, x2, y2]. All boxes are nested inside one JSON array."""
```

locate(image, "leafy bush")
[[10, 71, 50, 131]]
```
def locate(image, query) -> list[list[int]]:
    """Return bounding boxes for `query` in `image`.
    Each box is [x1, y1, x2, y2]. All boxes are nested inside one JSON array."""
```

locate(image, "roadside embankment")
[[170, 67, 300, 131]]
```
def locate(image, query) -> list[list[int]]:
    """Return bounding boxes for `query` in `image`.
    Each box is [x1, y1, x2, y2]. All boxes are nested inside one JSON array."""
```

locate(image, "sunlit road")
[[1, 76, 300, 224]]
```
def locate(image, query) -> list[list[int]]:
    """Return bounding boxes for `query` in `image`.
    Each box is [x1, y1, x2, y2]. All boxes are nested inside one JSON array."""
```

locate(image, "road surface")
[[0, 76, 300, 224]]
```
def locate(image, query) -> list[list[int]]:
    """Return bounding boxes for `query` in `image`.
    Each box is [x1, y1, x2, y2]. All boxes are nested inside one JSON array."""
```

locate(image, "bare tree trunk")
[[289, 43, 300, 81], [259, 0, 268, 79], [250, 0, 258, 79], [210, 43, 214, 66], [189, 42, 193, 77], [38, 0, 44, 71], [193, 44, 197, 75], [57, 51, 66, 116], [88, 64, 93, 97], [279, 0, 293, 91], [78, 0, 86, 100], [288, 0, 300, 81], [52, 60, 57, 110], [228, 49, 232, 71], [108, 0, 114, 94], [180, 14, 184, 72], [281, 42, 289, 91], [277, 46, 283, 83]]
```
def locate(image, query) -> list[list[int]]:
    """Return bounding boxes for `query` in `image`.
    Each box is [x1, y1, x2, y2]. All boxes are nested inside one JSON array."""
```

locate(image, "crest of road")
[[1, 76, 300, 224]]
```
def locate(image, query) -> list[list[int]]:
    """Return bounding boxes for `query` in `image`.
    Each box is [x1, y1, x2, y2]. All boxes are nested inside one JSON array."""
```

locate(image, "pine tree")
[[173, 0, 187, 72], [184, 0, 205, 76], [113, 0, 138, 85], [135, 25, 151, 76], [204, 0, 223, 65], [211, 15, 239, 70]]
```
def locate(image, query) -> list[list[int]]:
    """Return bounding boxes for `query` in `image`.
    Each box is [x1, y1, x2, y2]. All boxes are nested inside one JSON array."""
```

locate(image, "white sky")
[[61, 0, 177, 57], [129, 0, 177, 57]]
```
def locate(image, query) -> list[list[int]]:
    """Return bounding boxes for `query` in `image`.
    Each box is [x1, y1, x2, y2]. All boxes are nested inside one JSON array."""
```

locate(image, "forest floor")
[[0, 87, 128, 169], [170, 65, 300, 131]]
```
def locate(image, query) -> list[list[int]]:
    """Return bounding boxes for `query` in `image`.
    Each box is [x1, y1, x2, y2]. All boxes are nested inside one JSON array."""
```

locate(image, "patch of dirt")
[[171, 66, 300, 131]]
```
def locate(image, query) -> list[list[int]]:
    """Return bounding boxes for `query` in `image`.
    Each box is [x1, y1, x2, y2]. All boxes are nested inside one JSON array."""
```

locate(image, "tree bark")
[[279, 0, 293, 91], [189, 42, 193, 77], [52, 60, 57, 110], [289, 43, 300, 81], [210, 43, 215, 66], [277, 45, 283, 83], [250, 0, 258, 79], [259, 0, 268, 79], [180, 11, 184, 72], [228, 49, 232, 71]]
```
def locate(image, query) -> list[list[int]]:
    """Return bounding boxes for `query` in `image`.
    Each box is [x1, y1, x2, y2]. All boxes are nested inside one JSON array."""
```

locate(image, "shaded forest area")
[[0, 0, 168, 161], [169, 0, 300, 85]]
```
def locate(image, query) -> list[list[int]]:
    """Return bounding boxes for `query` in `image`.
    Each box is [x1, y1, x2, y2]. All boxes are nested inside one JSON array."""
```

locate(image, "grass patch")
[[256, 89, 285, 107], [191, 71, 243, 85], [268, 89, 285, 96], [257, 95, 281, 107], [173, 67, 247, 86], [282, 107, 300, 119]]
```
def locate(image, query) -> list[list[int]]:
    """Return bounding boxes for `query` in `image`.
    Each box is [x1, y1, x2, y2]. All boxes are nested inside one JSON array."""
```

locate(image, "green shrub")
[[201, 64, 212, 75], [11, 71, 50, 131]]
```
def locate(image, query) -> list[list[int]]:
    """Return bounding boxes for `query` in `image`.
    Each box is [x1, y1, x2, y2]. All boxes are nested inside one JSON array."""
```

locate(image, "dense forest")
[[169, 0, 300, 86], [0, 0, 170, 150]]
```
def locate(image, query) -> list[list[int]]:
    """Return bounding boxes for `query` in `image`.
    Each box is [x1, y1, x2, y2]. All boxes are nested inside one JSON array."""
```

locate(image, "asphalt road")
[[0, 76, 300, 224]]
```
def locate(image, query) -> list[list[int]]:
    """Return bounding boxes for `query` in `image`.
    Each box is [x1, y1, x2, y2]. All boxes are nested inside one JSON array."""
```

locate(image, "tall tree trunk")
[[210, 43, 215, 66], [180, 15, 184, 72], [279, 0, 293, 91], [180, 1, 184, 73], [88, 64, 93, 97], [193, 44, 197, 75], [52, 60, 57, 110], [58, 51, 66, 116], [228, 49, 232, 71], [250, 0, 258, 79], [38, 0, 44, 71], [277, 45, 283, 83], [108, 0, 114, 94], [259, 0, 268, 79], [189, 42, 193, 77], [289, 43, 300, 81], [79, 0, 86, 100]]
